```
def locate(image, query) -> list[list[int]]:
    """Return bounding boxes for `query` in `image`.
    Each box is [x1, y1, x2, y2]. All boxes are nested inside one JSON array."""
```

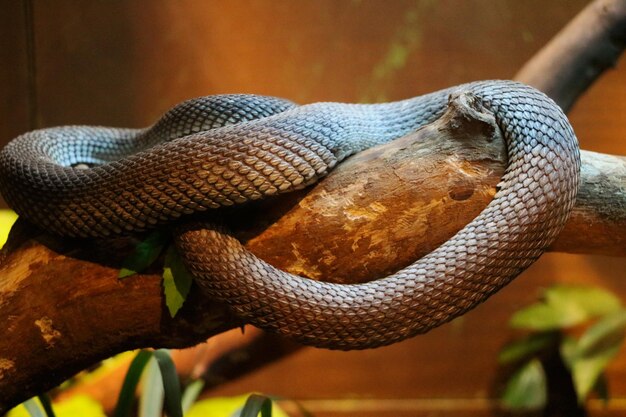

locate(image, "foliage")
[[501, 359, 547, 410], [113, 350, 154, 417], [8, 396, 105, 417], [119, 230, 170, 278], [238, 394, 274, 417], [8, 349, 286, 417], [113, 349, 183, 417], [499, 285, 626, 411], [162, 246, 195, 317], [119, 230, 195, 318]]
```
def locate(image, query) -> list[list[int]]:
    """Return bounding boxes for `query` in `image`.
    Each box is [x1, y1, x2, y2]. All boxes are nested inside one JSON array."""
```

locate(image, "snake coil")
[[0, 80, 580, 350]]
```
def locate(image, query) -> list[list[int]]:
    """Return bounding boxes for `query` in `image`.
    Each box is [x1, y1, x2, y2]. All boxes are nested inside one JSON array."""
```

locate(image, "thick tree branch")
[[515, 0, 626, 111], [552, 151, 626, 256], [238, 98, 626, 285]]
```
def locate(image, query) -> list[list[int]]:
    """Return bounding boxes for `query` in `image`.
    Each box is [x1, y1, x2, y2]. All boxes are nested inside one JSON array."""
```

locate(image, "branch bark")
[[1, 0, 625, 412], [514, 0, 626, 112]]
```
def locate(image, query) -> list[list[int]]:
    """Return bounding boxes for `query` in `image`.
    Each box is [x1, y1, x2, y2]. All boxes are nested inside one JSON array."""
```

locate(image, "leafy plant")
[[114, 351, 154, 417], [239, 395, 273, 417], [119, 231, 194, 318], [9, 349, 286, 417], [499, 285, 626, 411], [113, 350, 183, 417], [162, 246, 195, 317], [119, 230, 170, 278]]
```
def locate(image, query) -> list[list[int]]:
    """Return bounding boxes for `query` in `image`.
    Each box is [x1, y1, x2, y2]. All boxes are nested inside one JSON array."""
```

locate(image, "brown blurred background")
[[1, 1, 625, 416]]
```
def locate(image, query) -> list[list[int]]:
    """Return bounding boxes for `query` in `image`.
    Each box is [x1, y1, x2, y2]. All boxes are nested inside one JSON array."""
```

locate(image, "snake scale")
[[0, 80, 580, 350]]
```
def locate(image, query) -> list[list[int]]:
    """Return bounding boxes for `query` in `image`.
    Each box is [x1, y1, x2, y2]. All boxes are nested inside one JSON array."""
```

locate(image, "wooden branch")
[[552, 151, 626, 256], [514, 0, 626, 111], [237, 97, 626, 285], [1, 92, 624, 412], [0, 219, 242, 412]]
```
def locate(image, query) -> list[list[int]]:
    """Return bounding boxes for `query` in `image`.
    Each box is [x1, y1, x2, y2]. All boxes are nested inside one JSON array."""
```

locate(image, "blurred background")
[[1, 1, 625, 416]]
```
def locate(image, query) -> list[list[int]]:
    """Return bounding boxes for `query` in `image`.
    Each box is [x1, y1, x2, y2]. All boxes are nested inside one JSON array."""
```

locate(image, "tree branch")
[[514, 0, 626, 111]]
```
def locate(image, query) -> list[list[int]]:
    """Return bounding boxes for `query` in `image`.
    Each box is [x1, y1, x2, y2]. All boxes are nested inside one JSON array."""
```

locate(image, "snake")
[[0, 80, 580, 350]]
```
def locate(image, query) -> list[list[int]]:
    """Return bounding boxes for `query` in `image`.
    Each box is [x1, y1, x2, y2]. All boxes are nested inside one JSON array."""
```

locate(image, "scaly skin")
[[0, 81, 580, 350]]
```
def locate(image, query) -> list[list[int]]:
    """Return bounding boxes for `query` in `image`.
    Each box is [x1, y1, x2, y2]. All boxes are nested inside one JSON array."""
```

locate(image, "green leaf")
[[576, 310, 626, 357], [153, 349, 183, 417], [510, 302, 581, 330], [181, 380, 205, 415], [510, 286, 623, 331], [22, 399, 45, 417], [498, 332, 557, 364], [162, 246, 194, 317], [501, 359, 547, 411], [114, 350, 153, 417], [240, 394, 273, 417], [571, 348, 620, 404], [566, 311, 626, 403], [545, 286, 622, 319], [119, 230, 170, 278], [139, 357, 164, 417], [37, 395, 56, 417]]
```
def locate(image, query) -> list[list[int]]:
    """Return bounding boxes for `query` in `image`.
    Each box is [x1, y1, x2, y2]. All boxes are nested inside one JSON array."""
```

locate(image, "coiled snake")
[[0, 80, 580, 350]]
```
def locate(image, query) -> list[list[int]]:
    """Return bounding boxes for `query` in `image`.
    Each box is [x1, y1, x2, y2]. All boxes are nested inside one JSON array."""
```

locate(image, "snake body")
[[0, 80, 580, 350]]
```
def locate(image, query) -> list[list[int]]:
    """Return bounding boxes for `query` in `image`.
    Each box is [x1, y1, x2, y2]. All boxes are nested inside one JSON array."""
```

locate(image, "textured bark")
[[515, 0, 626, 112], [552, 151, 626, 256], [238, 97, 626, 284], [0, 220, 241, 412]]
